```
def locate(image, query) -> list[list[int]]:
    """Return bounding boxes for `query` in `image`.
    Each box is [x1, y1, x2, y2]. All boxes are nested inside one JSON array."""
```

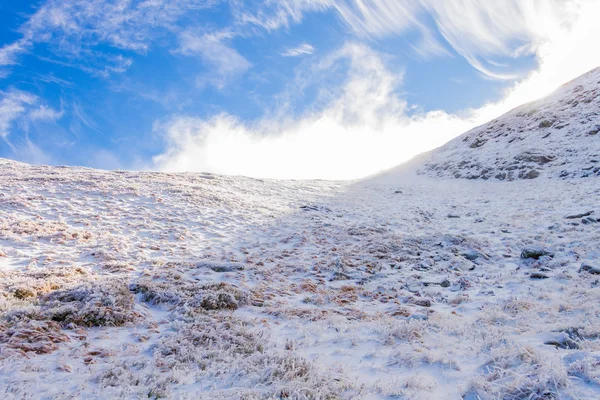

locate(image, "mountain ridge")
[[419, 67, 600, 181]]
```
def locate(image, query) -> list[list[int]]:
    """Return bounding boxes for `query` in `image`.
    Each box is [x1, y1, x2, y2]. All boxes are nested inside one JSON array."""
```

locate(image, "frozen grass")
[[0, 266, 141, 364], [0, 320, 69, 357], [466, 343, 569, 400], [1, 151, 600, 398], [131, 262, 249, 311]]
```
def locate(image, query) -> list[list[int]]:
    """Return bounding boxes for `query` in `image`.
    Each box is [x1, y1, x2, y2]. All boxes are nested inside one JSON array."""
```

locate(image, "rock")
[[579, 263, 600, 274], [409, 298, 432, 307], [461, 250, 480, 261], [440, 279, 451, 288], [406, 285, 421, 293], [300, 205, 332, 212], [521, 169, 540, 179], [581, 217, 597, 224], [539, 119, 554, 128], [520, 248, 554, 260], [515, 152, 555, 165], [331, 271, 354, 281], [530, 272, 549, 279], [200, 262, 245, 273], [0, 250, 6, 257], [250, 298, 265, 307], [408, 313, 428, 321], [544, 338, 579, 350], [565, 210, 594, 219], [469, 138, 487, 148]]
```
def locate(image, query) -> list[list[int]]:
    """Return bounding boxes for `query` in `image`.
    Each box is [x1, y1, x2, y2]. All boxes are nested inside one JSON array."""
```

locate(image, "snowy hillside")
[[1, 155, 600, 399], [421, 67, 600, 180]]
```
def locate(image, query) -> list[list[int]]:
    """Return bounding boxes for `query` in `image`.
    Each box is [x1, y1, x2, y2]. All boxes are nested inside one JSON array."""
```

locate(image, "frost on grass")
[[96, 265, 358, 399], [0, 320, 68, 357], [0, 267, 140, 357], [142, 314, 358, 399], [466, 343, 569, 400], [38, 280, 138, 327], [130, 262, 248, 311]]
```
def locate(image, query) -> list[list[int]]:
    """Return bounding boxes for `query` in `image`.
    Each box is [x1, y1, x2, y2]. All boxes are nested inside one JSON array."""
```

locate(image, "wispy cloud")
[[0, 40, 31, 79], [1, 0, 218, 78], [29, 105, 64, 122], [71, 101, 102, 137], [0, 90, 38, 139], [422, 0, 569, 79], [0, 40, 29, 67], [235, 0, 577, 79], [230, 0, 330, 32], [281, 43, 315, 57], [177, 30, 251, 88], [153, 43, 475, 179], [2, 0, 572, 82], [0, 89, 62, 164], [154, 0, 600, 179]]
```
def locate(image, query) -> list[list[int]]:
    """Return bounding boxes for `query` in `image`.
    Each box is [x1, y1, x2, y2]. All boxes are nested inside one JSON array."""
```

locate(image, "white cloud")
[[236, 0, 580, 79], [281, 43, 315, 57], [23, 0, 218, 51], [0, 40, 30, 79], [154, 0, 600, 180], [0, 40, 29, 67], [177, 30, 251, 88], [1, 0, 218, 77], [29, 105, 64, 122], [0, 90, 38, 139], [231, 0, 330, 32], [422, 0, 571, 79], [2, 0, 577, 82], [153, 43, 475, 179], [0, 90, 64, 157]]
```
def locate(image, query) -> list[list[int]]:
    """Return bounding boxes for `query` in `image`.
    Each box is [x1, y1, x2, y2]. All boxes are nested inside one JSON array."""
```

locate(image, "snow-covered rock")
[[420, 67, 600, 180]]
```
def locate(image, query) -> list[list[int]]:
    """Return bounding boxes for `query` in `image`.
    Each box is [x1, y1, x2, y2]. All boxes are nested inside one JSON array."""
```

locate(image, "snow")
[[420, 66, 600, 181], [0, 68, 600, 399]]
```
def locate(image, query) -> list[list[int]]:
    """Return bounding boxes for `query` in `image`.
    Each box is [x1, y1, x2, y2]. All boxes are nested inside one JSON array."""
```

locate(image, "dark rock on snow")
[[565, 210, 594, 219], [530, 272, 549, 279], [579, 263, 600, 274], [521, 248, 554, 260]]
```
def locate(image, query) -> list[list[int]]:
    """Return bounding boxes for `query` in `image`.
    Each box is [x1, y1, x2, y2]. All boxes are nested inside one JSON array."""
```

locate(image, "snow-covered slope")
[[421, 67, 600, 180], [1, 69, 600, 399], [1, 157, 600, 399]]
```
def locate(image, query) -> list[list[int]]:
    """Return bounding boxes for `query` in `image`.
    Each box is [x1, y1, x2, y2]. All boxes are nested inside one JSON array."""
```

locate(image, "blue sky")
[[1, 0, 599, 178]]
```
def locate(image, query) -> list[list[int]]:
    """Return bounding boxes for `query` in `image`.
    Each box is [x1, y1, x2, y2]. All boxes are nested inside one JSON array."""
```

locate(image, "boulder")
[[565, 210, 594, 219], [530, 272, 549, 279], [521, 248, 554, 260], [579, 263, 600, 274], [409, 298, 432, 307]]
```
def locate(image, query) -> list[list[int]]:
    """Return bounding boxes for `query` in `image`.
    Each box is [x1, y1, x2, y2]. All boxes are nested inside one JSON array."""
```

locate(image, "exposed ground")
[[1, 157, 599, 399]]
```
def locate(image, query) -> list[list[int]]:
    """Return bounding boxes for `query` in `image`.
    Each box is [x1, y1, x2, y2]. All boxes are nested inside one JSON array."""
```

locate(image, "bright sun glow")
[[153, 0, 600, 180]]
